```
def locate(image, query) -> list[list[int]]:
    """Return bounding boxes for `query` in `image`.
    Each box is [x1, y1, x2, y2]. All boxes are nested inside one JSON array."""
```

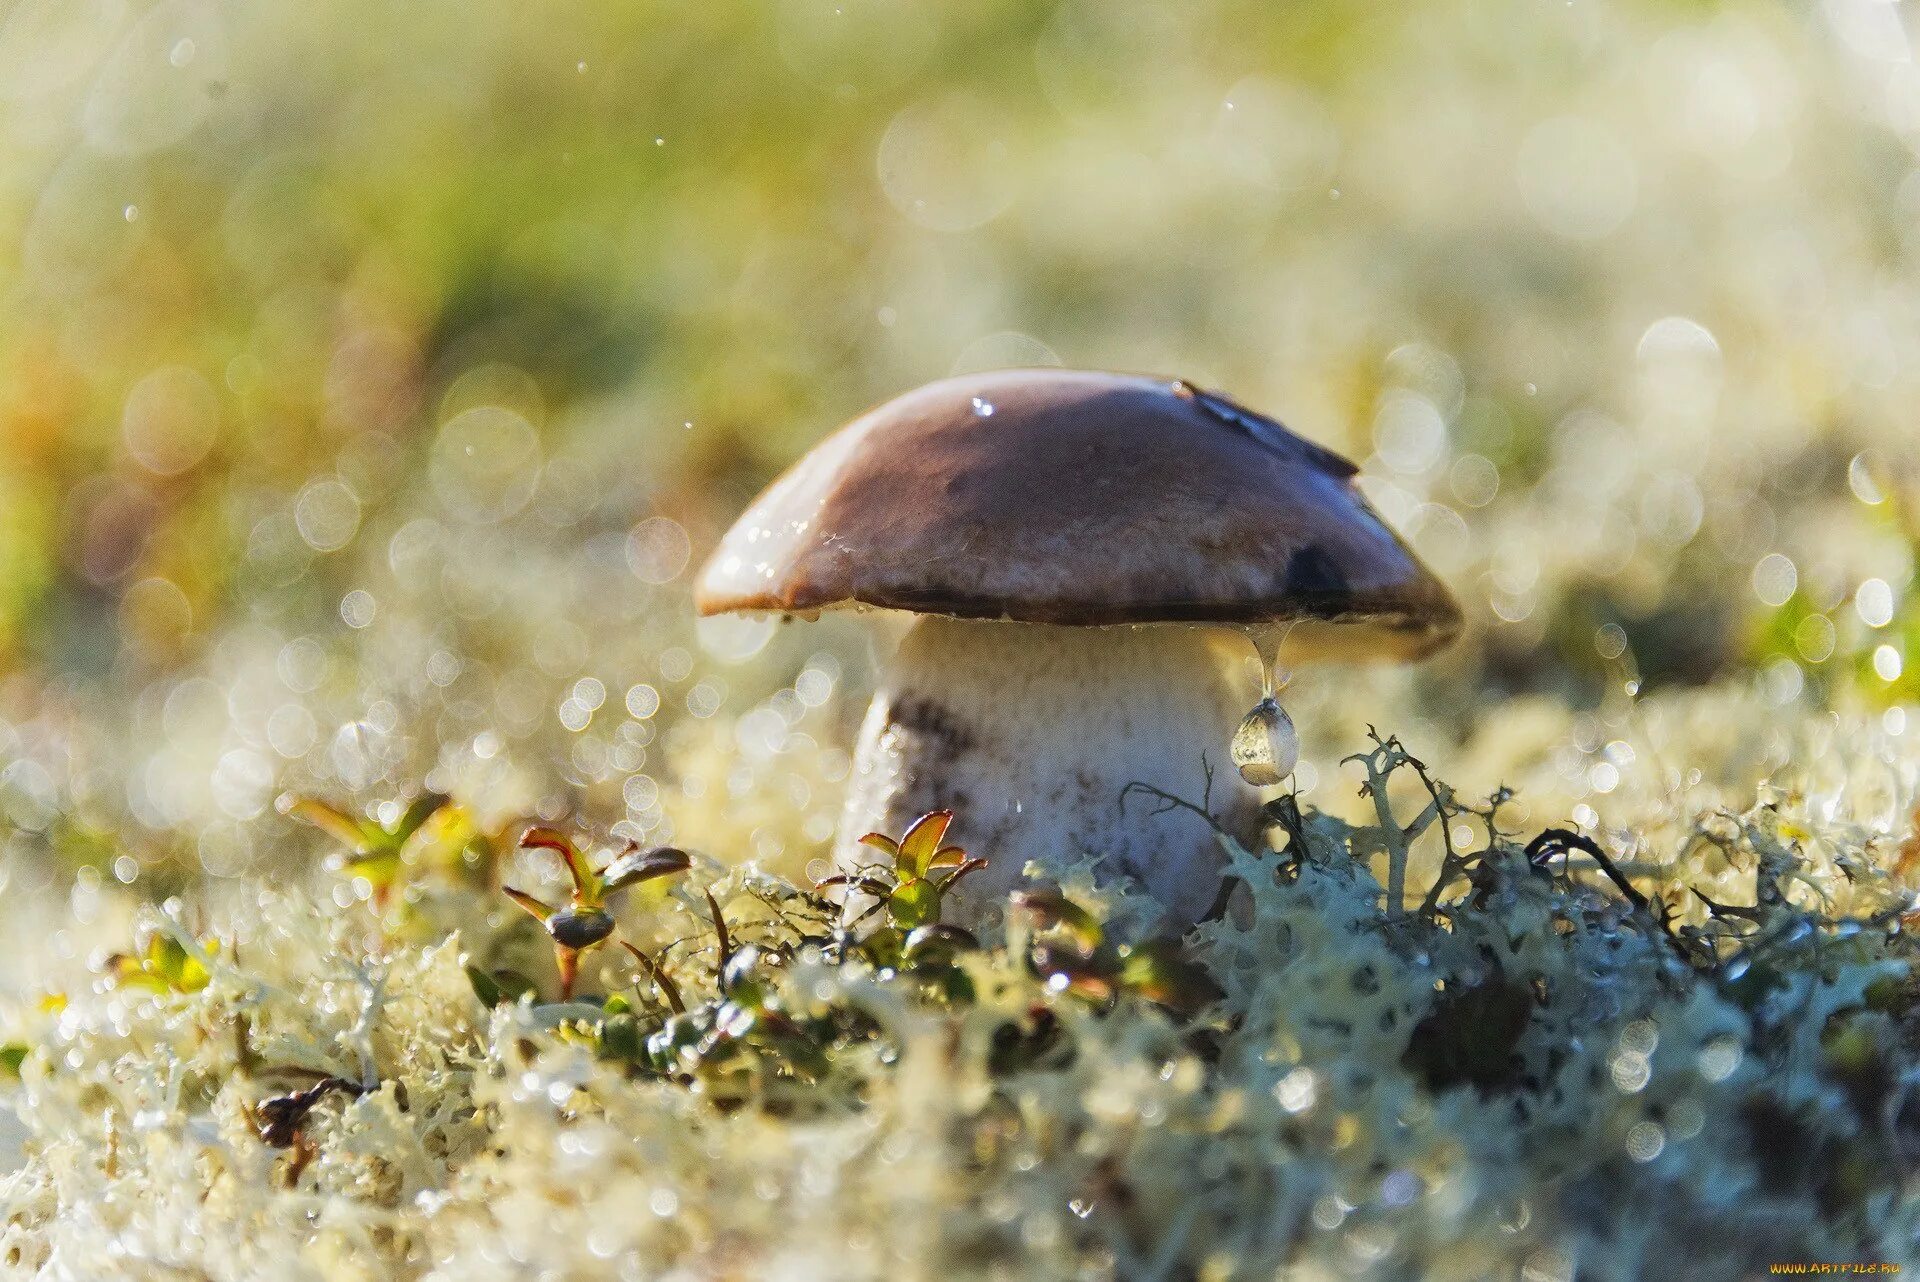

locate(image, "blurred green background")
[[2, 0, 1918, 898]]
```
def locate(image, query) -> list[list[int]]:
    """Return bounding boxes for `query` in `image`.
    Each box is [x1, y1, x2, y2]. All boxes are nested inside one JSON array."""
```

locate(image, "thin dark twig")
[[1483, 785, 1517, 842], [742, 885, 820, 943], [1201, 874, 1243, 923], [1525, 828, 1650, 913], [619, 941, 686, 1015], [1264, 792, 1308, 856], [1525, 827, 1697, 967], [254, 1075, 371, 1148], [843, 896, 890, 933], [1692, 889, 1764, 927], [1414, 778, 1489, 916], [1419, 847, 1471, 916], [705, 889, 733, 983], [1405, 753, 1457, 867], [1118, 780, 1230, 834], [1120, 778, 1244, 922]]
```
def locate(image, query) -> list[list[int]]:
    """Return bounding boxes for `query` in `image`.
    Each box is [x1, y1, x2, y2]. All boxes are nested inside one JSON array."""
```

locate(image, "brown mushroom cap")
[[694, 369, 1461, 660]]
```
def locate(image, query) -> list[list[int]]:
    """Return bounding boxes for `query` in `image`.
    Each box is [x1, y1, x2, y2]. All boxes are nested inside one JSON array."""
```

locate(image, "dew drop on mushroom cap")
[[695, 368, 1461, 926]]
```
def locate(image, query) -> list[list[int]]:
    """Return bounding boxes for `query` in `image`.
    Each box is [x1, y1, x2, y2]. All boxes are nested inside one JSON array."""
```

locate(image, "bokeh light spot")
[[122, 366, 219, 476]]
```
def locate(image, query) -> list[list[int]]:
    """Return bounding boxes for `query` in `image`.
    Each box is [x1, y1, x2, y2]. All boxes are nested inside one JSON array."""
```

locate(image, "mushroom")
[[694, 369, 1460, 925]]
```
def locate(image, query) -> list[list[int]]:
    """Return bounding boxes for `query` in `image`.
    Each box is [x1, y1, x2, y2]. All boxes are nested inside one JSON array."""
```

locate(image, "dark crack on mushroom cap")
[[694, 368, 1460, 660]]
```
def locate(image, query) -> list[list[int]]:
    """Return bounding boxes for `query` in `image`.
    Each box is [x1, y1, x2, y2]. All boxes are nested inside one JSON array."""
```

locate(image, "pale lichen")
[[0, 687, 1915, 1279]]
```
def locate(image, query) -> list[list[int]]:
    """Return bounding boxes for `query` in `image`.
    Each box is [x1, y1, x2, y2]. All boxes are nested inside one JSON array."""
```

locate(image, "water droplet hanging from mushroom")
[[1232, 623, 1298, 786], [1231, 698, 1298, 786]]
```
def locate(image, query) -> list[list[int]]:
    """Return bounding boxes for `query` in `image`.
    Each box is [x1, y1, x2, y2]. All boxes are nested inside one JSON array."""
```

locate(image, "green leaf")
[[0, 1044, 28, 1078], [175, 946, 213, 994], [1032, 942, 1117, 1004], [599, 1012, 644, 1061], [895, 810, 954, 879], [600, 844, 691, 894], [1117, 941, 1221, 1014], [520, 827, 597, 902], [904, 923, 978, 962], [861, 926, 906, 968], [284, 798, 385, 855], [466, 966, 503, 1008], [932, 966, 975, 1004], [394, 792, 452, 842], [492, 969, 539, 1004], [151, 934, 191, 981], [503, 886, 556, 924], [111, 931, 215, 995], [339, 850, 404, 895], [467, 966, 538, 1007], [888, 877, 941, 929], [1008, 888, 1103, 950]]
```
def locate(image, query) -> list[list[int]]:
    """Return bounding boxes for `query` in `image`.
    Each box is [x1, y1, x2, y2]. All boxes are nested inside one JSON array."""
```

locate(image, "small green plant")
[[815, 809, 987, 948], [556, 942, 846, 1104], [281, 791, 466, 907], [106, 927, 219, 997], [1009, 887, 1220, 1015], [503, 826, 691, 999], [633, 945, 835, 1099]]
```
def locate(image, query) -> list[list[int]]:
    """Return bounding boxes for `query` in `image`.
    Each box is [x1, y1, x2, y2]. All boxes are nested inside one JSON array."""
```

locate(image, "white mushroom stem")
[[836, 616, 1265, 926]]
